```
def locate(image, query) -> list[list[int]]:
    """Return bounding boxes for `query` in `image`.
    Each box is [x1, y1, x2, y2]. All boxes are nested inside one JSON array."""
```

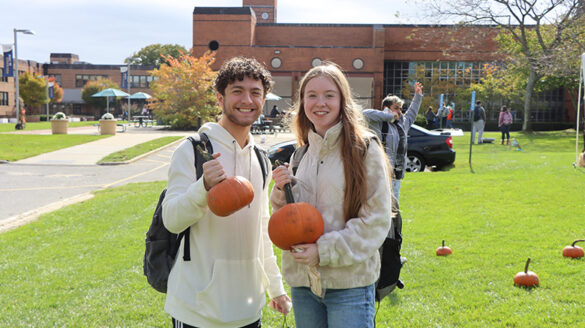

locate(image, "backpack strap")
[[253, 145, 270, 189], [291, 143, 309, 176], [177, 133, 213, 261]]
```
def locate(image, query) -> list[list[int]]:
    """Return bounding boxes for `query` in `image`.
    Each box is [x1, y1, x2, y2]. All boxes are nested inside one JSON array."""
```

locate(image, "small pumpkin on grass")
[[268, 182, 324, 251], [562, 239, 585, 258], [436, 240, 452, 256], [513, 257, 539, 288], [197, 145, 254, 217]]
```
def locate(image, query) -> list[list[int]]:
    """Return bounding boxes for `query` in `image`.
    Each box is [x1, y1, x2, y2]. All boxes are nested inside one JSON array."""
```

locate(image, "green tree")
[[149, 51, 219, 130], [124, 44, 188, 66], [81, 79, 120, 117], [428, 0, 585, 131], [19, 72, 46, 109]]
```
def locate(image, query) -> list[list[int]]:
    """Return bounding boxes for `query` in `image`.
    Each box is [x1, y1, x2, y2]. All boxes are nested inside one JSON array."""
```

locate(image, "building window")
[[209, 40, 219, 51], [270, 57, 282, 69], [0, 68, 7, 83], [352, 58, 364, 70], [311, 58, 322, 67], [48, 74, 62, 87], [0, 92, 9, 106], [75, 74, 109, 88], [130, 75, 156, 88]]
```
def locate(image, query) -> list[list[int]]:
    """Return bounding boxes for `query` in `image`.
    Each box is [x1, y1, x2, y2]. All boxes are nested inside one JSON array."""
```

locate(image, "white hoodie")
[[162, 122, 285, 328]]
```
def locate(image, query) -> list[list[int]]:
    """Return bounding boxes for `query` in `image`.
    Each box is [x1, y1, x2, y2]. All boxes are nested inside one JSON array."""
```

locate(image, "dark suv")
[[267, 125, 456, 172]]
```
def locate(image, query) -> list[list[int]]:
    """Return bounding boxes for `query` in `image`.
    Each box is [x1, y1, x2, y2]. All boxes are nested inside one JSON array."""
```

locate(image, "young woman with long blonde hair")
[[271, 63, 392, 328]]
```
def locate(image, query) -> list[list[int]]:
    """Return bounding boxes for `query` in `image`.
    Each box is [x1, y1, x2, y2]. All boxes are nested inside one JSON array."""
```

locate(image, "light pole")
[[13, 28, 35, 125]]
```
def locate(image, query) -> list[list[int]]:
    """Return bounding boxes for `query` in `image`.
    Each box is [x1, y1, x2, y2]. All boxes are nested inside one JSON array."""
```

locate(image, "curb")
[[0, 192, 95, 233], [97, 136, 186, 165]]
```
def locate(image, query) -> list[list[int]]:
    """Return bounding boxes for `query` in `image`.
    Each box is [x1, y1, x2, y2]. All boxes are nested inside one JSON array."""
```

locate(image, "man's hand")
[[414, 81, 423, 95], [269, 294, 292, 315], [202, 153, 226, 191]]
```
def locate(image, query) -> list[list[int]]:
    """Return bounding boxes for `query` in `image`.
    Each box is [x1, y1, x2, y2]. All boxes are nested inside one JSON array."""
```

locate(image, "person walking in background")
[[445, 105, 454, 129], [472, 100, 486, 144], [425, 106, 437, 130], [498, 105, 513, 145], [162, 57, 290, 328], [363, 81, 424, 202], [271, 63, 392, 328]]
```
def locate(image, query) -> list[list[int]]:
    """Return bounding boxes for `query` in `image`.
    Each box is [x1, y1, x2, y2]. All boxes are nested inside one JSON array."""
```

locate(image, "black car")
[[267, 124, 456, 172]]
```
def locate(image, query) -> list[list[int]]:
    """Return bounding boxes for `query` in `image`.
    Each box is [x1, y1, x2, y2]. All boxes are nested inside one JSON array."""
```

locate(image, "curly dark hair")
[[213, 57, 272, 96]]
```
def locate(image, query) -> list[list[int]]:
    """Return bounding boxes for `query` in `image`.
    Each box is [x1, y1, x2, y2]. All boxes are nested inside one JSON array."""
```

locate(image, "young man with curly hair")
[[162, 57, 290, 328]]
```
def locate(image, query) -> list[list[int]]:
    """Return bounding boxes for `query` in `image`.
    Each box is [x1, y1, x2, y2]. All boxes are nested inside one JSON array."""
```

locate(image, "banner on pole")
[[2, 44, 14, 77], [48, 82, 54, 99], [470, 91, 476, 111], [120, 66, 128, 89]]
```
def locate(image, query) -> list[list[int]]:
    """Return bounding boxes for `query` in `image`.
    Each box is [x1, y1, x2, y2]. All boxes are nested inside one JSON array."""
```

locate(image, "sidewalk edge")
[[0, 192, 95, 233]]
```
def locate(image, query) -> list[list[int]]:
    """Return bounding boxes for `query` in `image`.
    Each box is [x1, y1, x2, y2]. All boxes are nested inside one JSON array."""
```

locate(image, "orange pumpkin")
[[207, 176, 254, 217], [196, 145, 255, 217], [513, 258, 539, 287], [436, 240, 452, 256], [563, 239, 585, 258], [269, 184, 324, 250]]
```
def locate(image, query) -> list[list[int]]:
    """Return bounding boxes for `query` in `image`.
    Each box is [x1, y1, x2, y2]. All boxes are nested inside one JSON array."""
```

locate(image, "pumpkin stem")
[[572, 239, 585, 247], [196, 145, 214, 162], [524, 257, 531, 273], [283, 183, 295, 204], [442, 240, 445, 247]]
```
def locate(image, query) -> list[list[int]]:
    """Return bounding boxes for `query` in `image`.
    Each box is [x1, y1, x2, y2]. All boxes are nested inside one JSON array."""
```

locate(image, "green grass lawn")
[[0, 121, 99, 132], [0, 130, 584, 327], [0, 134, 110, 162], [97, 136, 184, 163]]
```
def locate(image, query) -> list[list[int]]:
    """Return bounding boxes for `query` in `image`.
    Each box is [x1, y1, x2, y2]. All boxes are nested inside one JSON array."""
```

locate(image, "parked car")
[[406, 124, 456, 172], [267, 124, 456, 172]]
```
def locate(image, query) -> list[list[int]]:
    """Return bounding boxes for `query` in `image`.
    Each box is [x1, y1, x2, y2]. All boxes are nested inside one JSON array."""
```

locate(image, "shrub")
[[52, 112, 66, 120], [101, 113, 115, 120]]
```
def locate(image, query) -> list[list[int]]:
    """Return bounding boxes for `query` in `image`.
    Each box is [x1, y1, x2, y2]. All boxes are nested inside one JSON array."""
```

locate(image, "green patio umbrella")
[[128, 92, 152, 100], [92, 88, 130, 113]]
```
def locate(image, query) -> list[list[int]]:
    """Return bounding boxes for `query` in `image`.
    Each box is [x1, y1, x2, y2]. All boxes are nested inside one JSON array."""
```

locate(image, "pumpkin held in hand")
[[436, 240, 452, 256], [197, 145, 255, 217], [269, 183, 324, 251], [562, 239, 585, 258], [207, 176, 254, 216], [513, 258, 539, 287]]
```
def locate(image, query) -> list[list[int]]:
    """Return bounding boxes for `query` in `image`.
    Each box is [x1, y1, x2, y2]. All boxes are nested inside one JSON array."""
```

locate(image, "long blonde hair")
[[291, 63, 369, 222]]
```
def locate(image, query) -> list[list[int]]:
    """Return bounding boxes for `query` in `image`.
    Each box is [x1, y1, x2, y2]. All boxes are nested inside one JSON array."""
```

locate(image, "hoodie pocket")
[[196, 258, 269, 323]]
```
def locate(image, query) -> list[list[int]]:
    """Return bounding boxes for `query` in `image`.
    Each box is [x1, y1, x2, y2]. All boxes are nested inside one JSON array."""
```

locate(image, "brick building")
[[0, 0, 576, 127]]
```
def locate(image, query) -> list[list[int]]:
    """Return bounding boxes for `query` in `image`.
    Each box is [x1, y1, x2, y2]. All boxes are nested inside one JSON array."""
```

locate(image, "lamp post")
[[13, 28, 35, 125]]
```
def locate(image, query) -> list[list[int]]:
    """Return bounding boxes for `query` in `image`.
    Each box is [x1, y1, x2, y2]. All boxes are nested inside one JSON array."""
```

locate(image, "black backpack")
[[143, 133, 271, 293], [473, 106, 482, 121], [290, 139, 404, 302]]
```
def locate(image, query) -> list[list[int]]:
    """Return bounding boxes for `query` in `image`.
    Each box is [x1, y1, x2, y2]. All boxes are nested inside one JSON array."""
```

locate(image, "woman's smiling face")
[[303, 75, 341, 137]]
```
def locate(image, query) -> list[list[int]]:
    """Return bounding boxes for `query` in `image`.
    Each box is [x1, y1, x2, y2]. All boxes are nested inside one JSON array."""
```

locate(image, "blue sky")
[[1, 0, 426, 65]]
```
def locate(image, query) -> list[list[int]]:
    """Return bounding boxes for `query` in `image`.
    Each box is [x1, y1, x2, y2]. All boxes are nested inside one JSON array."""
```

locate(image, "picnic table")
[[133, 116, 154, 128]]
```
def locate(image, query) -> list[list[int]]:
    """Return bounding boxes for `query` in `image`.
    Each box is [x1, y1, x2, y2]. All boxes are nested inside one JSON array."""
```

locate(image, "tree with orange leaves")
[[149, 50, 219, 130]]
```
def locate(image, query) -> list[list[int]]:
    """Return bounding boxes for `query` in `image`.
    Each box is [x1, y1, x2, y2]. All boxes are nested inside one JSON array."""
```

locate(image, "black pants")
[[173, 318, 261, 328]]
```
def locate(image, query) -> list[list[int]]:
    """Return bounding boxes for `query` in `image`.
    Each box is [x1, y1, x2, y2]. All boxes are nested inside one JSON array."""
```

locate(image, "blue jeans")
[[500, 124, 510, 141], [392, 179, 401, 202], [291, 284, 375, 328]]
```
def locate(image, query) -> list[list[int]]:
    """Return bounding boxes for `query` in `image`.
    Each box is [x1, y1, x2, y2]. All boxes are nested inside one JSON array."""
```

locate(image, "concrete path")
[[1, 124, 295, 232]]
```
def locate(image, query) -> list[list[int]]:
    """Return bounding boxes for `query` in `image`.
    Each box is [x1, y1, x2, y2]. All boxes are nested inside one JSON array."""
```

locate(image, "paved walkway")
[[8, 124, 295, 166]]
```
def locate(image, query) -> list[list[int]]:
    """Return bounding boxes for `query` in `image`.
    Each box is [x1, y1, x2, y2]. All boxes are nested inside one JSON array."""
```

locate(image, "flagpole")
[[576, 54, 584, 167], [127, 63, 131, 122]]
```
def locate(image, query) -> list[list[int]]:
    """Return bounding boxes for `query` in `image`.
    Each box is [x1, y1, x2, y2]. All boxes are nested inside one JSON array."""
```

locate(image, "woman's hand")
[[272, 163, 292, 190], [414, 81, 423, 95], [290, 243, 320, 267]]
